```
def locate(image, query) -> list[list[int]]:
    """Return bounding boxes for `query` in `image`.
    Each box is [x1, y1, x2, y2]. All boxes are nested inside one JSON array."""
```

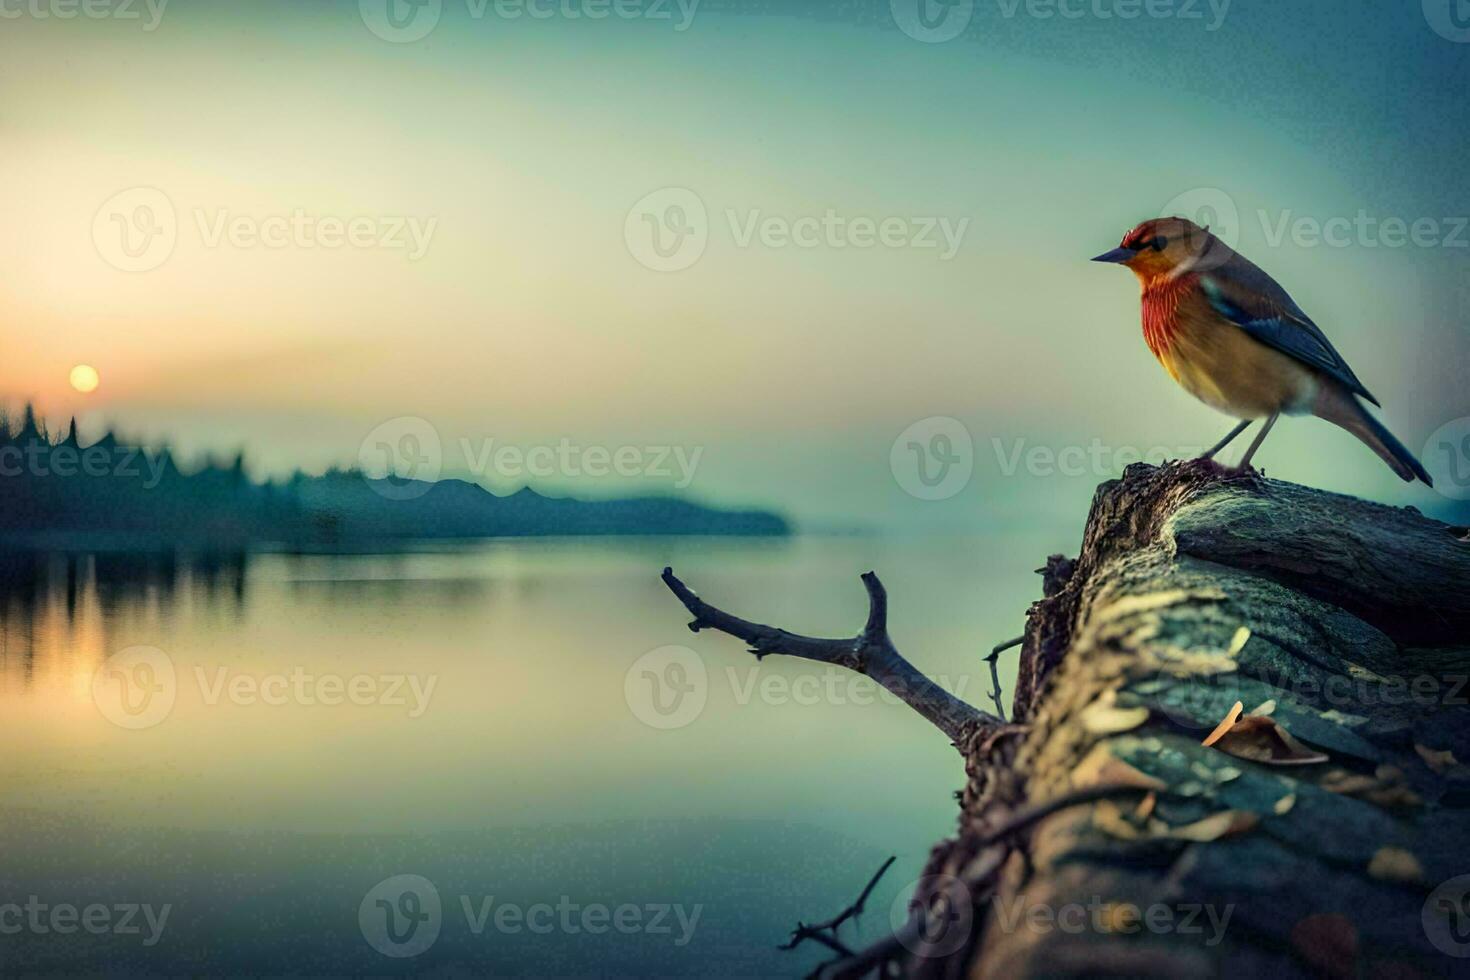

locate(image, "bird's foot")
[[1223, 463, 1266, 482], [1180, 457, 1264, 486], [1179, 455, 1231, 479]]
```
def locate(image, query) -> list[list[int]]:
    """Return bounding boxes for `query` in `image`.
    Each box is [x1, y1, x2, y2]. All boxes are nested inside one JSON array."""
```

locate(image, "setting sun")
[[68, 364, 99, 394]]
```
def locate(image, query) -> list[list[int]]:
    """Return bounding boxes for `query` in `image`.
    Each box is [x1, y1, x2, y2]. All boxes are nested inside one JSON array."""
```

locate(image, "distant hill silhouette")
[[0, 406, 788, 549]]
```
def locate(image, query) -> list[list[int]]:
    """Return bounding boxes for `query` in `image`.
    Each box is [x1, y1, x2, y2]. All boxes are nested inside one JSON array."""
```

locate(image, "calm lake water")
[[0, 531, 1054, 976]]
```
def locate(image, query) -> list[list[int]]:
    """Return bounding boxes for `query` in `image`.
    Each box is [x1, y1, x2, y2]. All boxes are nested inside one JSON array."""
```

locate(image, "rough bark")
[[911, 460, 1470, 979]]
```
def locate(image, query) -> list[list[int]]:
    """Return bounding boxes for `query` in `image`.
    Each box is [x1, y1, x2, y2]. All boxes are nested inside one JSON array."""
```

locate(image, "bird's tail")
[[1312, 384, 1433, 486]]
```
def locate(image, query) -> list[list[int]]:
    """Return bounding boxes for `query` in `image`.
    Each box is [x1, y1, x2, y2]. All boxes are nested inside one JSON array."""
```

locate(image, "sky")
[[3, 0, 1468, 531]]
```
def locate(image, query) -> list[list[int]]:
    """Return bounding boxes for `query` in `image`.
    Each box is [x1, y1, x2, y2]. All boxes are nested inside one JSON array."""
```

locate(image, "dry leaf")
[[1319, 708, 1369, 728], [1321, 767, 1423, 809], [1091, 798, 1147, 840], [1080, 701, 1151, 735], [1202, 701, 1244, 747], [1249, 698, 1277, 717], [1095, 902, 1142, 933], [1071, 743, 1168, 792], [1368, 847, 1424, 884], [1365, 766, 1424, 809], [1320, 769, 1379, 795], [1134, 791, 1157, 821], [1273, 793, 1296, 815], [1210, 715, 1329, 766], [1098, 590, 1198, 621], [1168, 809, 1259, 842], [1226, 626, 1251, 656], [1346, 663, 1392, 684], [1415, 744, 1459, 774]]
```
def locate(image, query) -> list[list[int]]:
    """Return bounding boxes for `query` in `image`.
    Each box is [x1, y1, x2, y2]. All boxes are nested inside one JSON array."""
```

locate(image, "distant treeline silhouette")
[[0, 406, 788, 548]]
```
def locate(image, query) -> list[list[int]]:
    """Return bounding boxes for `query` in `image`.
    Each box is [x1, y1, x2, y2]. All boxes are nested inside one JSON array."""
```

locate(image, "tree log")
[[909, 460, 1470, 979]]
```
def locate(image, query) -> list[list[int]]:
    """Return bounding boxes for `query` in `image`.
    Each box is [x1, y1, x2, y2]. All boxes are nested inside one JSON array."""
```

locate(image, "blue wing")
[[1199, 270, 1379, 407]]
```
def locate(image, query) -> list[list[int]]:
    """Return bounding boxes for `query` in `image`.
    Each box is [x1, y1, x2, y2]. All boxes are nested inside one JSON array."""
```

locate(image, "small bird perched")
[[1093, 217, 1432, 485]]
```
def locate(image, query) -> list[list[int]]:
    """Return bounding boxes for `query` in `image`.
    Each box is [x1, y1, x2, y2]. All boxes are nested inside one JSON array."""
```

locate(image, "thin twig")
[[811, 783, 1146, 980], [661, 567, 998, 744], [780, 855, 897, 955], [984, 635, 1023, 723], [989, 635, 1023, 656]]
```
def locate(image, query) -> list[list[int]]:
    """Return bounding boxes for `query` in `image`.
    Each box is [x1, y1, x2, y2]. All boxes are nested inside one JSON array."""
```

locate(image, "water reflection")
[[0, 535, 1030, 976], [0, 550, 248, 692]]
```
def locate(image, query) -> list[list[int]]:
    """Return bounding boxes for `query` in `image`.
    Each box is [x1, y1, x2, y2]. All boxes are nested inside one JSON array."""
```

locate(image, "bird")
[[1092, 216, 1432, 485]]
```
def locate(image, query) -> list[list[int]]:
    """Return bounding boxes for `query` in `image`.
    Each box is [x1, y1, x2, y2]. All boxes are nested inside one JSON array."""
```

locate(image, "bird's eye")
[[1152, 236, 1168, 251]]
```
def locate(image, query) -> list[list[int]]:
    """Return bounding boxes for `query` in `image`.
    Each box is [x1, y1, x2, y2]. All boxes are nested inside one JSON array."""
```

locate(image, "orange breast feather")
[[1139, 273, 1199, 365]]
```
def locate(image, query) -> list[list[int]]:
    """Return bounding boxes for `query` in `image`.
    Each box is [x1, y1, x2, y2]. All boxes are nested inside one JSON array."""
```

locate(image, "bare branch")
[[779, 855, 896, 955], [660, 565, 861, 668], [661, 567, 997, 744], [989, 636, 1023, 657], [983, 635, 1023, 723], [861, 572, 888, 636]]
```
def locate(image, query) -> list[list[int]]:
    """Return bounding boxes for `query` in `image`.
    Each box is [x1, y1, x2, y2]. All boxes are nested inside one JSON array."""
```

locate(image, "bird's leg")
[[1234, 412, 1279, 472], [1199, 419, 1251, 461]]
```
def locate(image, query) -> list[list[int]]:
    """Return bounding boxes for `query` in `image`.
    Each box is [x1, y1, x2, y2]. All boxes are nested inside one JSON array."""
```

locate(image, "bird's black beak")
[[1091, 246, 1137, 264]]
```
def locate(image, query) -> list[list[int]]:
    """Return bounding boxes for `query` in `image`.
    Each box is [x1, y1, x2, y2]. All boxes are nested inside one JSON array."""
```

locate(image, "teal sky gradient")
[[2, 0, 1467, 531]]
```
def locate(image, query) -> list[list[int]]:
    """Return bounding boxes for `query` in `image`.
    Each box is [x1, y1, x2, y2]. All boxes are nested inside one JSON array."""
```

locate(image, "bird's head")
[[1092, 216, 1220, 283]]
